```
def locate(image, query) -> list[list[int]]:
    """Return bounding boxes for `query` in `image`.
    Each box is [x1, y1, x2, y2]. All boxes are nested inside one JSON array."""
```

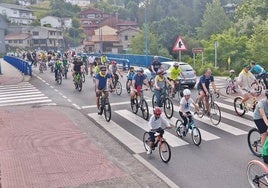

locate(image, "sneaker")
[[98, 107, 103, 115], [147, 148, 152, 155]]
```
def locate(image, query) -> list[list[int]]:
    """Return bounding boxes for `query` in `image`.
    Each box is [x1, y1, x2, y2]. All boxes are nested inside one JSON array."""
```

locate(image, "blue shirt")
[[133, 73, 147, 88], [96, 73, 112, 89], [127, 71, 135, 80], [197, 75, 214, 90]]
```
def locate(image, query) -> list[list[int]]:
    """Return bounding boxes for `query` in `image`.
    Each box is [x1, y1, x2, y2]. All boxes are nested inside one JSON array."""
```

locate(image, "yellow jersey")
[[169, 67, 182, 80]]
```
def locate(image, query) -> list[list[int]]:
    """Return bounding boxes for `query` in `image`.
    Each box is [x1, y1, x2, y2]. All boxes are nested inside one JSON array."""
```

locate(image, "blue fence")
[[4, 56, 32, 76]]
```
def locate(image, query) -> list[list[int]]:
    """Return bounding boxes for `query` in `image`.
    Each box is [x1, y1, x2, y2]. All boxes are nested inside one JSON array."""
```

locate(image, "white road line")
[[88, 113, 145, 154], [0, 91, 41, 97], [0, 93, 45, 100], [0, 100, 55, 107], [115, 110, 188, 147]]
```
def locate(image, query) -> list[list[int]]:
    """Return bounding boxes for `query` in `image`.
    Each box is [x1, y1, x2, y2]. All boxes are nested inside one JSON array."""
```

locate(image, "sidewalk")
[[0, 59, 170, 188]]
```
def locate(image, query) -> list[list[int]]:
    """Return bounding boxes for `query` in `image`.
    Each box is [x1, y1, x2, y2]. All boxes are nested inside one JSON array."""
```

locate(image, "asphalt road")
[[5, 65, 258, 188]]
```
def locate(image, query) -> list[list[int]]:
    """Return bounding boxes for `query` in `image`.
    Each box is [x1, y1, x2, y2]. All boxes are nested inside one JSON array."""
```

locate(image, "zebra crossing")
[[0, 82, 56, 107], [87, 96, 253, 154]]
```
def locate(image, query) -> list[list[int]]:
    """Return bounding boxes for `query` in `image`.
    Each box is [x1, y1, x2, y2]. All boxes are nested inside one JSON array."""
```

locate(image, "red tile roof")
[[5, 33, 31, 40]]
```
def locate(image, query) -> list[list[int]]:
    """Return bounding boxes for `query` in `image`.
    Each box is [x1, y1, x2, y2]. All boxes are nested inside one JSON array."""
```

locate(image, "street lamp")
[[144, 0, 149, 67], [214, 41, 218, 68]]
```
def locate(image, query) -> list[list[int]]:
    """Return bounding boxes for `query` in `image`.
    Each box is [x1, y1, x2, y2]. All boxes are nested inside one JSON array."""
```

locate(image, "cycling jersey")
[[73, 60, 83, 72], [250, 64, 266, 75], [151, 61, 162, 72], [155, 75, 167, 89], [169, 67, 182, 80], [179, 97, 194, 113], [197, 75, 214, 91], [96, 72, 112, 89], [133, 73, 147, 88], [54, 61, 62, 70], [127, 71, 135, 80]]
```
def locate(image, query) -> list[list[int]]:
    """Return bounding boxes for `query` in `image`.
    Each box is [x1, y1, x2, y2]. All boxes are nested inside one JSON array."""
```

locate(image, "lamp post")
[[214, 41, 218, 68], [144, 0, 148, 67]]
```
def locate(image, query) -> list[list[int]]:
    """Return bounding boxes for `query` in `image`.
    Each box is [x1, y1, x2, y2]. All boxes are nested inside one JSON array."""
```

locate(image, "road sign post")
[[192, 48, 204, 67]]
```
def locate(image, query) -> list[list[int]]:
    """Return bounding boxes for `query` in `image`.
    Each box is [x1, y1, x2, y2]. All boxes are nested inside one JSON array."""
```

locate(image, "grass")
[[29, 1, 51, 19]]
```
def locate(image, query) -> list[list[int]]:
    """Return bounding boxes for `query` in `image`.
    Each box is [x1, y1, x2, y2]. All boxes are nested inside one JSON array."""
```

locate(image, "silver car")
[[144, 61, 197, 88]]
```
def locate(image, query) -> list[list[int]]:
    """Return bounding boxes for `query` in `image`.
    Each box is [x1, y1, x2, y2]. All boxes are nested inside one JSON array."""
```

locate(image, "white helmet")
[[183, 89, 191, 96]]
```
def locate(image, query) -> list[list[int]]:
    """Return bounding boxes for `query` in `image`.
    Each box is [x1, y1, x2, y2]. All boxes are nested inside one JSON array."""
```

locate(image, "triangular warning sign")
[[172, 36, 187, 51]]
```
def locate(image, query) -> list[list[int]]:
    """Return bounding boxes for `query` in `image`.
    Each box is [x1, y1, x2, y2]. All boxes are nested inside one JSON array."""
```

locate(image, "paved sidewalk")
[[0, 59, 170, 188]]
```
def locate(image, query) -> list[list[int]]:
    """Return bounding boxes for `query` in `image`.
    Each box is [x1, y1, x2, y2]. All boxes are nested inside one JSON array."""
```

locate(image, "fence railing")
[[4, 56, 32, 76]]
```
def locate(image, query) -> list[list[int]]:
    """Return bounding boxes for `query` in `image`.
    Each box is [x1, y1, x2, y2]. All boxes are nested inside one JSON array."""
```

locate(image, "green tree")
[[196, 0, 231, 40]]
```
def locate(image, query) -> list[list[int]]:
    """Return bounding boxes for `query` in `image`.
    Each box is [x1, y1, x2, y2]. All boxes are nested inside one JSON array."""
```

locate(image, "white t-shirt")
[[148, 115, 169, 130], [179, 97, 194, 112], [88, 55, 95, 64]]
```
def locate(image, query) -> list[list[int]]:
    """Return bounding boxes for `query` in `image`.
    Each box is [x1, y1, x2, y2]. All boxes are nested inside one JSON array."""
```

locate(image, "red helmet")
[[111, 61, 117, 65], [153, 107, 162, 116]]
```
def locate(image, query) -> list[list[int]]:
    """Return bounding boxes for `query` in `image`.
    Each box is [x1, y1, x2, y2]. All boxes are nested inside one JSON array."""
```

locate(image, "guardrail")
[[4, 55, 32, 76]]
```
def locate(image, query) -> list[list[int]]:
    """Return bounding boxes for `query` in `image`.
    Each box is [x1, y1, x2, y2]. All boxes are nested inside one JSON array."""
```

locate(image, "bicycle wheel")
[[234, 96, 246, 116], [130, 97, 138, 114], [209, 102, 221, 126], [196, 99, 205, 118], [247, 160, 268, 188], [248, 128, 262, 158], [57, 73, 62, 85], [77, 79, 82, 92], [175, 119, 183, 137], [226, 85, 231, 95], [251, 82, 263, 95], [115, 81, 122, 95], [152, 94, 157, 108], [81, 73, 85, 83], [143, 132, 151, 152], [164, 97, 174, 119], [104, 100, 111, 122], [149, 77, 154, 92], [159, 140, 171, 163], [191, 127, 201, 146], [141, 99, 149, 120]]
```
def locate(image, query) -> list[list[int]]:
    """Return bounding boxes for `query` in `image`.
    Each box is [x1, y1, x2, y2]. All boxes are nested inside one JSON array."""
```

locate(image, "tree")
[[196, 0, 231, 40]]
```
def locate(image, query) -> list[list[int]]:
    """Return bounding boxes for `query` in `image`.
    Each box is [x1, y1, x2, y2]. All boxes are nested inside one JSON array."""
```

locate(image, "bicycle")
[[167, 79, 184, 102], [247, 159, 268, 187], [175, 113, 202, 146], [112, 74, 122, 95], [81, 65, 86, 83], [196, 90, 221, 126], [225, 78, 237, 94], [73, 72, 82, 92], [55, 68, 62, 85], [234, 94, 258, 116], [130, 86, 149, 120], [62, 63, 69, 79], [248, 128, 262, 157], [251, 76, 267, 95], [152, 87, 174, 119], [143, 128, 171, 163], [126, 79, 132, 94], [98, 89, 112, 122]]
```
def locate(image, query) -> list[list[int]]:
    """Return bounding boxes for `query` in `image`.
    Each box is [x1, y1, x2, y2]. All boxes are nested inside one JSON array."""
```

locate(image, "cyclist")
[[72, 56, 84, 79], [62, 56, 69, 75], [154, 69, 172, 107], [126, 67, 135, 91], [196, 68, 217, 115], [54, 57, 63, 81], [253, 90, 268, 146], [168, 62, 185, 98], [130, 67, 150, 105], [150, 56, 163, 86], [109, 61, 123, 82], [179, 89, 201, 136], [100, 54, 109, 67], [88, 53, 95, 76], [237, 64, 257, 107], [95, 66, 115, 115], [147, 107, 172, 154], [250, 61, 268, 89]]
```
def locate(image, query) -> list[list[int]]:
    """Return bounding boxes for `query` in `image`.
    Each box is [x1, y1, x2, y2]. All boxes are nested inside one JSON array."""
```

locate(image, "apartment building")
[[0, 3, 35, 25]]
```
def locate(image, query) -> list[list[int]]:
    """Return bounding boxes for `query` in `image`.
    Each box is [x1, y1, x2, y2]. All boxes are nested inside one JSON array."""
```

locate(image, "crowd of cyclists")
[[18, 50, 268, 159]]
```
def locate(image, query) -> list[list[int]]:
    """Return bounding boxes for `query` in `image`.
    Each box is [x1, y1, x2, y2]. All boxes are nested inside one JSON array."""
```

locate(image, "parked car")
[[144, 61, 197, 88]]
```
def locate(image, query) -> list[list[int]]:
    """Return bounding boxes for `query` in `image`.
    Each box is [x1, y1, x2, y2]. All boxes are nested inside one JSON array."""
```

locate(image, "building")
[[0, 15, 7, 53], [117, 26, 140, 52], [40, 16, 72, 30], [64, 0, 91, 7], [5, 26, 64, 51], [0, 3, 36, 25]]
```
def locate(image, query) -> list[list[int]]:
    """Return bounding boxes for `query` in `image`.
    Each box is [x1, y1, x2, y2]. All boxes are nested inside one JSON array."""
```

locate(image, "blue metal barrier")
[[4, 56, 32, 76]]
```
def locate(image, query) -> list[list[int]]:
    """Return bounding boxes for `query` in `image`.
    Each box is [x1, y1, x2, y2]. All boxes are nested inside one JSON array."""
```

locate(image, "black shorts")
[[254, 119, 267, 134]]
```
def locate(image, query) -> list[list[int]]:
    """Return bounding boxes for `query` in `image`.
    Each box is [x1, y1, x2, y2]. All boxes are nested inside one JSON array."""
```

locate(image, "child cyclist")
[[126, 67, 135, 92], [147, 107, 172, 154], [179, 89, 201, 136]]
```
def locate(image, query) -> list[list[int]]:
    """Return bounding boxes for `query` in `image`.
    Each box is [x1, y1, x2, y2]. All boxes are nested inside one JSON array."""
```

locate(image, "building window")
[[33, 31, 39, 36], [19, 40, 23, 44], [125, 35, 128, 41]]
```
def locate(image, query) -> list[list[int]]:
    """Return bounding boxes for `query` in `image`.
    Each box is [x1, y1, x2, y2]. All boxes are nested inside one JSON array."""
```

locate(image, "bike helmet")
[[157, 69, 165, 75], [111, 61, 117, 65], [137, 67, 144, 73], [153, 107, 162, 116], [229, 69, 235, 73], [183, 89, 191, 96], [266, 90, 268, 98], [174, 62, 179, 67], [100, 66, 106, 71]]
